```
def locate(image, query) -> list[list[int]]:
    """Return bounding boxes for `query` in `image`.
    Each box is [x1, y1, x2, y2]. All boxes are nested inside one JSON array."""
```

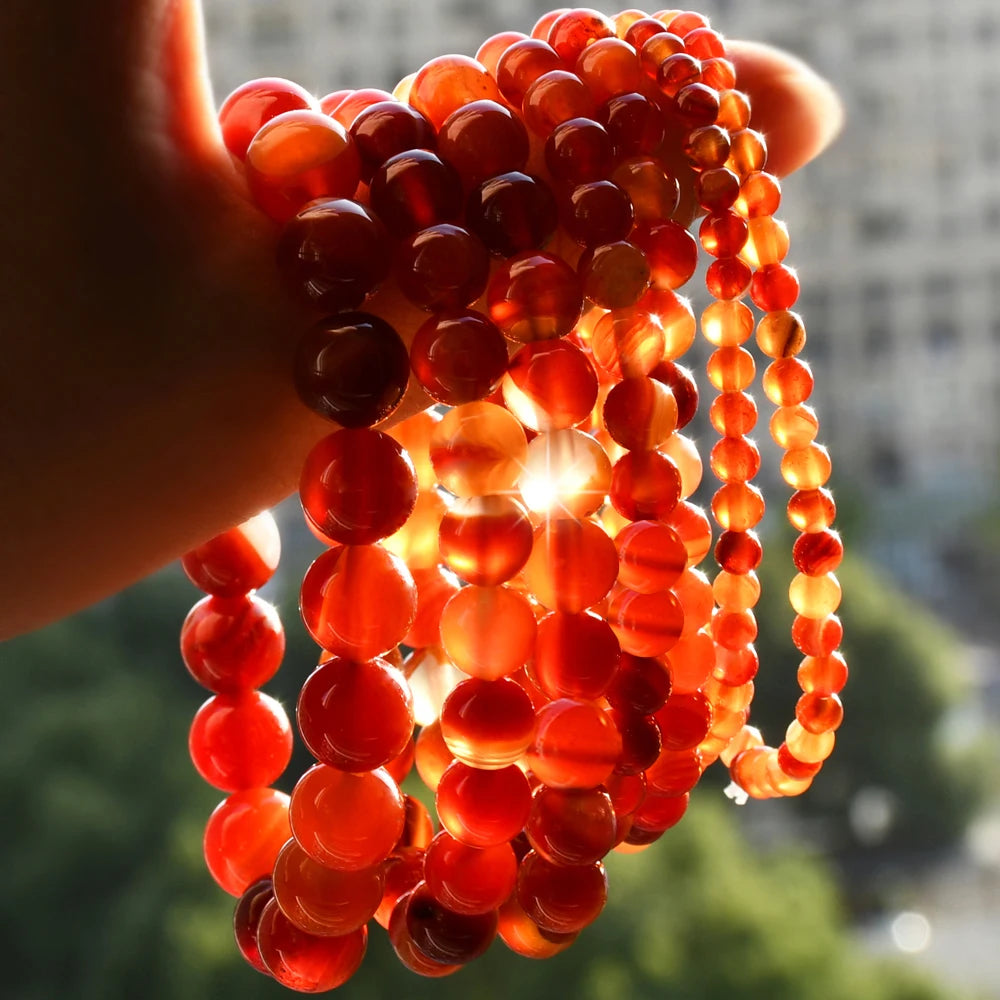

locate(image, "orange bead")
[[706, 346, 755, 392], [523, 70, 599, 137], [793, 528, 844, 576], [654, 691, 713, 751], [795, 691, 844, 734], [488, 251, 584, 343], [527, 699, 622, 788], [756, 309, 806, 358], [590, 309, 665, 378], [440, 677, 536, 768], [496, 38, 564, 106], [701, 299, 754, 346], [532, 610, 622, 701], [517, 852, 607, 934], [717, 88, 751, 131], [737, 170, 782, 218], [612, 157, 681, 223], [770, 404, 819, 450], [518, 429, 613, 519], [523, 517, 619, 612], [439, 495, 534, 586], [525, 785, 617, 865], [711, 482, 765, 531], [742, 216, 790, 268], [785, 720, 835, 764], [547, 8, 615, 64], [763, 357, 814, 406], [781, 443, 832, 490], [712, 569, 761, 610], [387, 409, 442, 491], [609, 450, 683, 521], [632, 220, 699, 290], [664, 500, 713, 567], [797, 651, 849, 695], [603, 377, 679, 453], [606, 583, 684, 656], [575, 37, 642, 102], [581, 241, 651, 310], [436, 761, 532, 848], [787, 488, 837, 532], [409, 55, 504, 129], [425, 831, 518, 915], [645, 746, 703, 795], [502, 339, 599, 432], [672, 567, 714, 635], [728, 128, 767, 176], [709, 391, 757, 436], [498, 895, 578, 958], [415, 719, 454, 791], [789, 572, 842, 617], [792, 613, 844, 657], [383, 489, 449, 570], [476, 30, 528, 74], [615, 520, 686, 593], [665, 629, 716, 692]]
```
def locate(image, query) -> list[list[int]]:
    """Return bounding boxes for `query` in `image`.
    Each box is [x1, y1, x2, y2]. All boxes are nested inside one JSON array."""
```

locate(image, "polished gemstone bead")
[[189, 691, 292, 792], [487, 251, 584, 342], [712, 608, 757, 650], [717, 87, 751, 130], [606, 652, 671, 714], [711, 482, 765, 531], [709, 391, 757, 436], [397, 795, 435, 852], [204, 787, 291, 896], [787, 488, 837, 532], [795, 691, 844, 735], [278, 198, 390, 312], [182, 511, 280, 598], [581, 241, 651, 309], [638, 31, 686, 80], [415, 719, 455, 791], [609, 450, 682, 521], [290, 764, 405, 870], [793, 529, 844, 576], [645, 743, 703, 795], [388, 892, 462, 977], [715, 529, 763, 573], [685, 123, 731, 169], [631, 789, 690, 835], [517, 851, 608, 934], [656, 53, 702, 99], [604, 377, 678, 451], [404, 880, 498, 964], [545, 118, 615, 185], [612, 157, 680, 222], [699, 211, 749, 257], [496, 38, 564, 106], [272, 837, 384, 937], [664, 500, 713, 567], [728, 127, 767, 175], [438, 100, 530, 188], [576, 37, 642, 103], [429, 402, 528, 498], [624, 16, 667, 49], [233, 877, 274, 974], [327, 88, 395, 128], [299, 544, 416, 659], [181, 594, 284, 693], [409, 54, 504, 130], [502, 339, 599, 432], [349, 100, 437, 180], [751, 262, 800, 311], [256, 899, 367, 991], [526, 785, 616, 865], [591, 309, 664, 377], [665, 630, 715, 692], [498, 895, 578, 958], [743, 216, 790, 268], [297, 656, 413, 771], [789, 571, 841, 617], [798, 651, 849, 695], [737, 170, 782, 218], [245, 110, 361, 222], [425, 831, 518, 915], [563, 181, 635, 249], [706, 256, 753, 299], [219, 78, 318, 160], [369, 150, 463, 236], [696, 166, 740, 211], [440, 677, 536, 768], [713, 644, 759, 685], [606, 583, 684, 657], [650, 359, 698, 428], [294, 312, 409, 427], [654, 691, 713, 751], [712, 568, 760, 609], [532, 610, 621, 701], [467, 171, 559, 257], [792, 613, 843, 657], [410, 310, 509, 405], [518, 429, 612, 519], [777, 742, 823, 780], [781, 444, 832, 491], [300, 429, 417, 545], [632, 220, 699, 289], [438, 496, 533, 586], [477, 30, 528, 74], [440, 584, 537, 680], [614, 520, 686, 593], [710, 436, 761, 483], [548, 8, 615, 63], [707, 346, 756, 391], [523, 70, 599, 137], [384, 491, 450, 572], [770, 404, 819, 449], [612, 708, 661, 773], [675, 82, 720, 128], [528, 699, 622, 788], [599, 92, 665, 159], [387, 409, 441, 491], [376, 850, 427, 930], [436, 760, 531, 848], [396, 225, 490, 312], [523, 517, 619, 613]]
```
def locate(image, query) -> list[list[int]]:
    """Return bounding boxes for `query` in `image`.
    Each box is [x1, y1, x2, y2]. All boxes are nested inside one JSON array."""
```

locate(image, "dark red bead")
[[233, 877, 274, 975], [369, 150, 463, 236], [410, 311, 510, 405], [650, 361, 698, 428], [606, 652, 671, 715], [293, 313, 409, 428], [349, 101, 437, 180], [438, 100, 530, 188], [612, 709, 662, 774], [561, 180, 634, 246], [599, 92, 666, 159], [395, 224, 490, 311], [610, 450, 683, 521], [466, 172, 559, 257], [632, 220, 699, 290], [487, 251, 584, 342], [544, 118, 615, 185], [404, 882, 498, 965], [714, 529, 763, 573], [495, 38, 565, 107]]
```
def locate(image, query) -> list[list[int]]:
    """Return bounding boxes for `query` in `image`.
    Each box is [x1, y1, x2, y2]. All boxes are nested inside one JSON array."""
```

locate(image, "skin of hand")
[[0, 1, 843, 640]]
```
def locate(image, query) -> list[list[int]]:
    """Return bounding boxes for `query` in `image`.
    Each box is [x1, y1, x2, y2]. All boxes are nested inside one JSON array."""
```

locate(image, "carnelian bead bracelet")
[[181, 8, 847, 991]]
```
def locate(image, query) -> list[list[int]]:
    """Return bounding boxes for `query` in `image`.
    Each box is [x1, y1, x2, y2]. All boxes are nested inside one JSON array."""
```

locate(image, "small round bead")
[[770, 404, 819, 449], [548, 8, 615, 63], [656, 53, 702, 99], [606, 652, 671, 714], [189, 691, 292, 792], [793, 529, 844, 576], [781, 444, 832, 490], [706, 256, 752, 299], [533, 610, 621, 701], [290, 764, 405, 870], [396, 224, 490, 311], [665, 630, 716, 692], [327, 88, 395, 128], [684, 124, 731, 169], [798, 651, 849, 695], [348, 100, 436, 179], [526, 785, 617, 865], [606, 584, 685, 657], [612, 157, 680, 222], [440, 677, 537, 769], [487, 251, 584, 342], [632, 220, 699, 290], [409, 54, 504, 130], [789, 572, 842, 617], [545, 118, 615, 185], [604, 378, 678, 452], [792, 614, 843, 656], [581, 241, 651, 309], [610, 450, 683, 522], [710, 391, 757, 436], [651, 361, 698, 427], [743, 216, 790, 268], [717, 88, 751, 130], [707, 346, 755, 391], [528, 699, 622, 789], [387, 889, 461, 977], [664, 499, 713, 566], [219, 77, 318, 160], [751, 263, 800, 311], [477, 30, 528, 74], [654, 691, 713, 751], [787, 488, 837, 532], [204, 788, 290, 896], [523, 518, 620, 613], [710, 437, 761, 484], [502, 339, 599, 432], [599, 91, 665, 159], [467, 172, 559, 256], [563, 181, 635, 247], [728, 128, 767, 175], [757, 310, 806, 358], [498, 896, 578, 959], [696, 166, 740, 211], [369, 150, 463, 236], [615, 520, 686, 594], [591, 309, 664, 377], [182, 512, 280, 597], [438, 495, 533, 586], [436, 761, 532, 848], [300, 429, 417, 545], [425, 831, 518, 915], [796, 692, 844, 734], [523, 70, 599, 137], [764, 357, 814, 406], [699, 211, 749, 257], [785, 720, 836, 764], [404, 881, 498, 965], [438, 100, 530, 188], [711, 482, 765, 531], [517, 852, 608, 934], [496, 38, 564, 106], [297, 656, 413, 771], [714, 529, 763, 573]]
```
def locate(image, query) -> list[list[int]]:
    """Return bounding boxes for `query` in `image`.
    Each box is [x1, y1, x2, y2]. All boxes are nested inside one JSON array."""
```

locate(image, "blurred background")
[[3, 1, 999, 997]]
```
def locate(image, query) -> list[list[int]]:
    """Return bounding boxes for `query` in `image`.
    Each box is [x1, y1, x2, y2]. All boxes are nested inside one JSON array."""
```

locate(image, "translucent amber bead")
[[625, 16, 669, 49], [440, 585, 537, 680], [685, 124, 731, 170], [518, 429, 612, 519], [548, 8, 615, 63], [410, 310, 508, 406], [742, 216, 790, 268], [789, 572, 842, 617], [438, 495, 533, 586], [737, 170, 781, 218], [763, 357, 814, 406], [696, 166, 739, 212], [793, 529, 844, 576], [699, 211, 749, 257], [496, 38, 564, 105], [756, 309, 806, 358], [770, 404, 819, 449], [603, 378, 677, 452], [256, 900, 366, 992], [528, 699, 622, 788], [731, 747, 774, 799], [297, 656, 412, 771], [384, 491, 449, 572], [711, 608, 757, 650], [415, 720, 454, 790], [796, 691, 844, 734], [406, 880, 499, 965], [348, 100, 436, 180], [488, 251, 584, 343], [645, 745, 703, 795], [182, 511, 280, 598], [523, 70, 599, 137], [777, 742, 823, 780], [524, 517, 620, 612], [576, 37, 642, 103], [713, 645, 758, 684], [638, 31, 685, 79], [781, 444, 832, 491], [300, 430, 417, 545], [424, 832, 517, 917], [701, 300, 753, 347], [612, 158, 680, 223], [655, 53, 701, 99], [189, 691, 292, 792], [792, 614, 843, 657], [429, 402, 527, 498], [369, 150, 463, 236], [498, 895, 578, 958], [751, 262, 800, 311], [477, 30, 527, 73], [181, 594, 284, 693], [436, 761, 531, 848], [299, 544, 416, 659], [728, 128, 767, 176], [607, 584, 684, 656], [631, 790, 689, 835], [409, 54, 503, 129], [706, 346, 755, 392], [388, 890, 461, 977], [219, 77, 318, 160], [468, 171, 559, 257], [709, 391, 756, 437], [290, 764, 404, 870], [785, 720, 835, 764], [590, 309, 664, 377], [711, 482, 765, 531], [294, 312, 410, 427], [545, 118, 615, 186], [706, 256, 753, 300], [375, 851, 425, 930], [664, 500, 713, 566], [233, 876, 274, 974], [272, 838, 384, 937], [661, 432, 703, 499], [653, 689, 713, 751], [204, 788, 291, 896], [438, 100, 530, 188], [713, 569, 761, 610], [609, 450, 683, 521], [533, 610, 621, 700], [632, 220, 699, 290], [327, 88, 394, 127], [715, 529, 762, 574], [651, 360, 698, 427], [710, 437, 761, 484], [717, 88, 751, 131], [672, 567, 714, 635], [502, 339, 599, 432], [441, 676, 537, 770], [665, 629, 715, 692], [787, 488, 837, 532], [526, 785, 616, 865], [599, 92, 666, 159], [615, 520, 686, 593]]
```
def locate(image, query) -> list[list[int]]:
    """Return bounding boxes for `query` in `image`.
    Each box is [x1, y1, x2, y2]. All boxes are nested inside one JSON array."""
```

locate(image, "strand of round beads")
[[178, 7, 847, 990]]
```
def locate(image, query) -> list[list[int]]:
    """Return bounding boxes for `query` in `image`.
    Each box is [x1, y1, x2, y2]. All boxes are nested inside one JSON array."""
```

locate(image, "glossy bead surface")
[[518, 429, 612, 519], [467, 172, 559, 257], [182, 512, 280, 598], [609, 450, 682, 522], [527, 699, 622, 788], [632, 220, 699, 290], [369, 150, 463, 235], [404, 881, 498, 964], [615, 520, 686, 593], [523, 70, 599, 137], [526, 784, 616, 866], [440, 585, 537, 680], [533, 610, 621, 701], [409, 54, 504, 130], [438, 100, 530, 187], [436, 761, 532, 848], [488, 251, 584, 342], [517, 852, 607, 934], [438, 496, 534, 586], [440, 677, 536, 769], [233, 877, 274, 974], [603, 377, 678, 451], [502, 339, 599, 432], [297, 656, 413, 771], [523, 518, 619, 613], [496, 39, 564, 106], [290, 764, 405, 871], [300, 429, 417, 545], [349, 100, 437, 179], [425, 831, 518, 915], [655, 691, 713, 751], [396, 225, 491, 312], [219, 77, 318, 160], [545, 118, 615, 185], [606, 584, 684, 657]]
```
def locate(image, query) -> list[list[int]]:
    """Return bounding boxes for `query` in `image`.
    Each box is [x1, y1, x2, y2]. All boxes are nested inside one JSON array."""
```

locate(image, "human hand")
[[0, 1, 842, 639]]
